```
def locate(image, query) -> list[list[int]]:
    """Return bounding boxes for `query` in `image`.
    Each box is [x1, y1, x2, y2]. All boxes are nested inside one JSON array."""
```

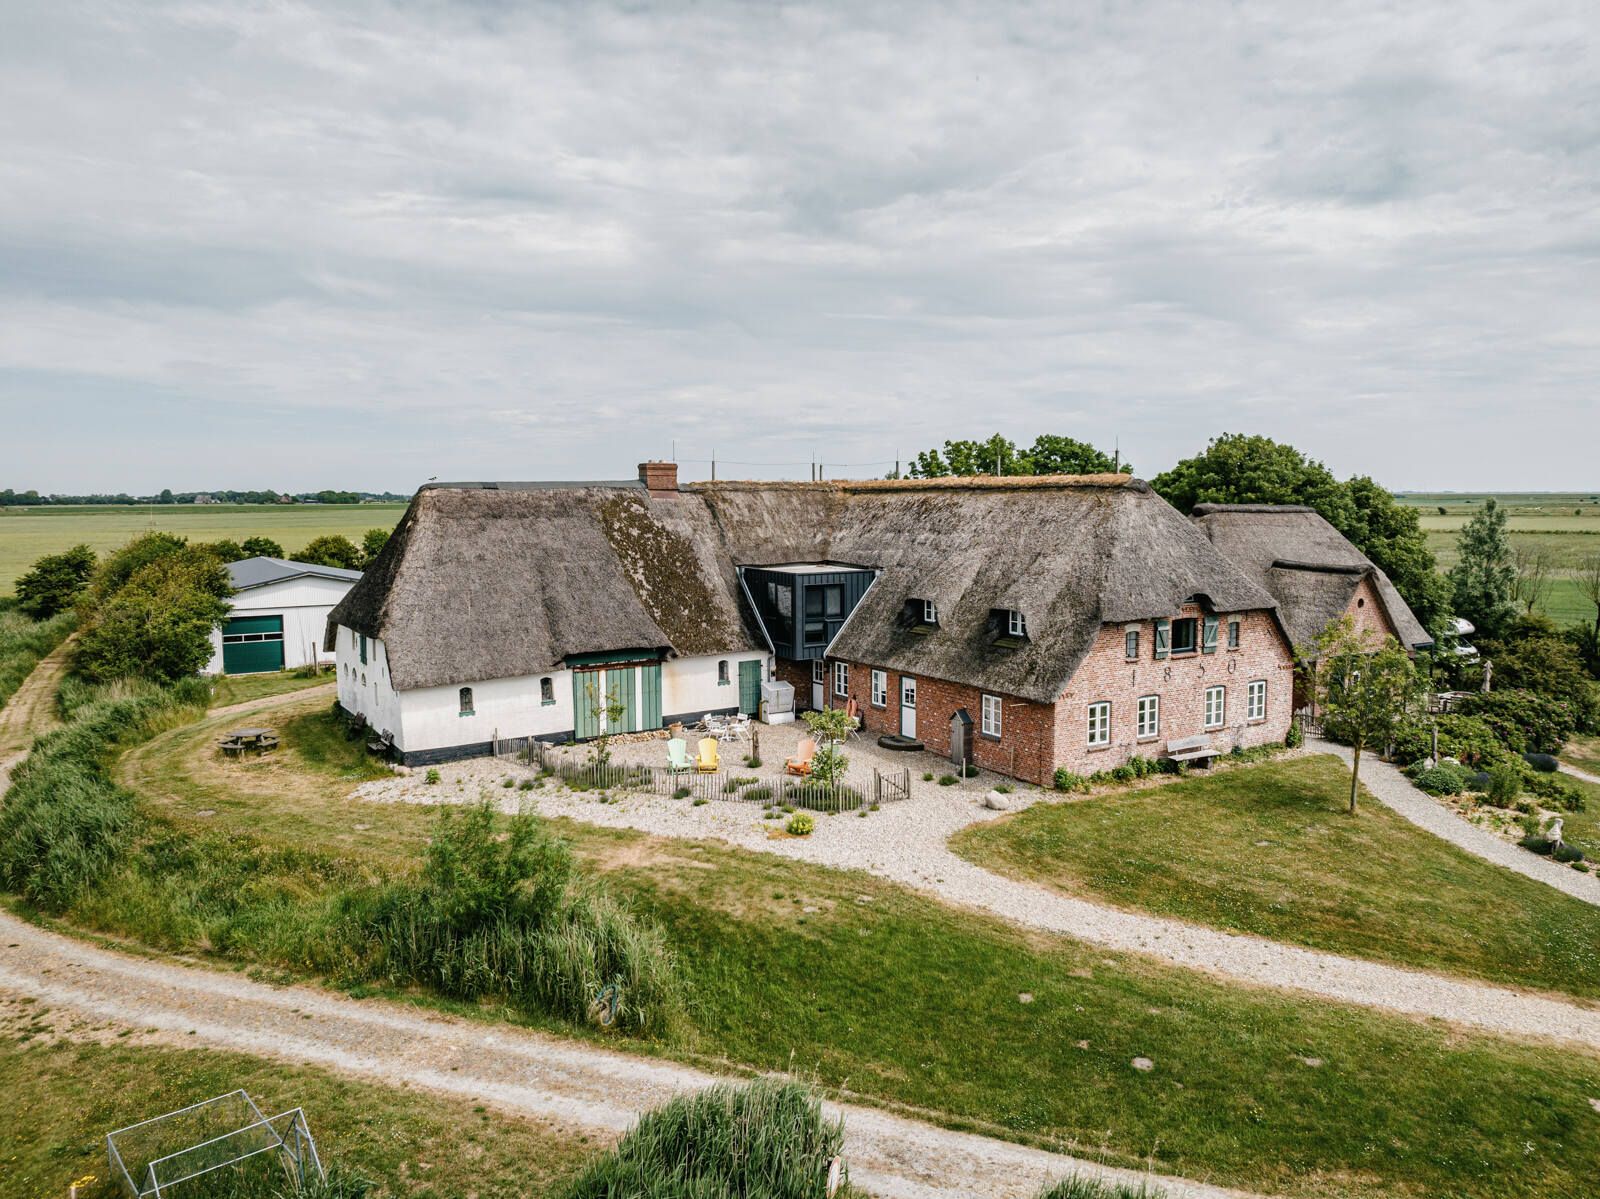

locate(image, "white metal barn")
[[205, 557, 362, 675]]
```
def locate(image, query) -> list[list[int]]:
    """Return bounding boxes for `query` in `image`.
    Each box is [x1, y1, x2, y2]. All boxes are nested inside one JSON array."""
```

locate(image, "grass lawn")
[[953, 756, 1600, 1002], [0, 503, 406, 596], [59, 694, 1600, 1197], [208, 668, 335, 709], [0, 1001, 594, 1199], [1565, 735, 1600, 778]]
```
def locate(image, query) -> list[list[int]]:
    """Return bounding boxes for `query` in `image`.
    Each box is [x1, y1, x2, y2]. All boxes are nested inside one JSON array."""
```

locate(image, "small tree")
[[801, 708, 854, 785], [74, 549, 233, 683], [1511, 546, 1555, 616], [240, 535, 285, 558], [296, 534, 364, 571], [360, 527, 392, 567], [1448, 499, 1518, 640], [1306, 616, 1423, 814], [1579, 552, 1600, 644], [14, 544, 96, 618], [582, 678, 628, 772]]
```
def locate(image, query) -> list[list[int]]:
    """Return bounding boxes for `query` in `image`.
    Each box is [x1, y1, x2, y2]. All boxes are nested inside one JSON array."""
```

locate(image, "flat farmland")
[[1400, 492, 1600, 625], [0, 503, 407, 595]]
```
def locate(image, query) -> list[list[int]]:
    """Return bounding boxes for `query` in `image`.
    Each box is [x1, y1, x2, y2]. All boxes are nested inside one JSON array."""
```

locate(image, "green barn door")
[[640, 663, 662, 730], [738, 660, 763, 716], [222, 615, 284, 674], [607, 667, 637, 734], [573, 671, 604, 739]]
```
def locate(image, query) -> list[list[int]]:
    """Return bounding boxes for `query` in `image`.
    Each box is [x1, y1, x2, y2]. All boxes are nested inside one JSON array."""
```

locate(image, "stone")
[[1297, 1056, 1324, 1068], [1018, 992, 1034, 1004], [983, 790, 1012, 810], [1131, 1057, 1154, 1072], [1075, 1040, 1090, 1050]]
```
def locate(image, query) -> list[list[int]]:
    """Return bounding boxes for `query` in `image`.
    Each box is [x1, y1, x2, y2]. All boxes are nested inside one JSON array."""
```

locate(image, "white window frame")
[[981, 693, 1002, 738], [1007, 609, 1027, 638], [540, 676, 555, 705], [1247, 679, 1267, 722], [1204, 684, 1225, 729], [923, 599, 938, 625], [1228, 619, 1241, 649], [1136, 694, 1159, 740], [833, 660, 849, 698], [870, 668, 888, 707], [1124, 628, 1140, 660], [1087, 701, 1111, 747]]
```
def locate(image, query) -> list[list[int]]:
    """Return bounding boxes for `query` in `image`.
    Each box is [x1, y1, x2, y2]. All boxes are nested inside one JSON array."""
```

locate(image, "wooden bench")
[[1164, 734, 1219, 767]]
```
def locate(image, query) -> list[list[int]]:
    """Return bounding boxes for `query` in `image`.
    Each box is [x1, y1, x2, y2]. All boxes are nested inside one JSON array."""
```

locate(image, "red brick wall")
[[1348, 574, 1399, 646], [774, 658, 820, 711], [1052, 605, 1295, 776], [824, 657, 1058, 784]]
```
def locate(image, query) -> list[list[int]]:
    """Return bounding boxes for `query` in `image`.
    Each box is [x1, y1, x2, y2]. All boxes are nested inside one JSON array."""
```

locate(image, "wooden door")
[[900, 676, 917, 737], [738, 660, 763, 716]]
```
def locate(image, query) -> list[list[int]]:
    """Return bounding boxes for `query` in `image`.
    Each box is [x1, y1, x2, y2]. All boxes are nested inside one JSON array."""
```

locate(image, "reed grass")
[[0, 606, 75, 711], [1035, 1177, 1164, 1199]]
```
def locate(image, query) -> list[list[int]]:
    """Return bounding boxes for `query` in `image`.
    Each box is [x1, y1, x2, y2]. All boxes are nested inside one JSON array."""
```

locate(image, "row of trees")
[[0, 487, 407, 506]]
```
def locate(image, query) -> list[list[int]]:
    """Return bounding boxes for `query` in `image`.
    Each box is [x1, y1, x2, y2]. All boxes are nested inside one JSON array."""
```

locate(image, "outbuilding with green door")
[[205, 556, 363, 675]]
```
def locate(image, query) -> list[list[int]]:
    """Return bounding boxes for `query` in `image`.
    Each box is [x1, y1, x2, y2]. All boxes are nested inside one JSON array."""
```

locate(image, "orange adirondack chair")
[[785, 738, 816, 776]]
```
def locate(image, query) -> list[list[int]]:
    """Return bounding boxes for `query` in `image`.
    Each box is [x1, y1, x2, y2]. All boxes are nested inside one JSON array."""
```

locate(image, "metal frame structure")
[[105, 1090, 324, 1198]]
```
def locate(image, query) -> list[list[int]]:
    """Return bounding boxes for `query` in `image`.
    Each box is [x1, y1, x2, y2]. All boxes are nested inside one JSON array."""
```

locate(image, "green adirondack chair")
[[666, 737, 694, 772]]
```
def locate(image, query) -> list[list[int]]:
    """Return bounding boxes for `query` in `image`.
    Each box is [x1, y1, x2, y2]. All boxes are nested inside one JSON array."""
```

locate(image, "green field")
[[1399, 492, 1599, 626], [0, 503, 408, 595]]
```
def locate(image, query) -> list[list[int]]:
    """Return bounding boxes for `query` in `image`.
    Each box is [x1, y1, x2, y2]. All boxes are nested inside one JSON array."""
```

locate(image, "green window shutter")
[[1153, 619, 1170, 659], [359, 634, 367, 664], [1202, 616, 1219, 654]]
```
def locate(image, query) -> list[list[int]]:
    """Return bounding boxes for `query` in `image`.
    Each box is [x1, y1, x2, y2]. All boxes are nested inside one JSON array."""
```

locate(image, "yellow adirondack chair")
[[696, 737, 720, 773]]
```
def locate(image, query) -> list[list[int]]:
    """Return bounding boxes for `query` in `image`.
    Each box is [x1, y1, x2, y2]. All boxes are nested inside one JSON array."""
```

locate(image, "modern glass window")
[[540, 677, 555, 705], [1124, 628, 1140, 659], [870, 669, 887, 707], [717, 659, 730, 686], [1228, 619, 1241, 649], [1170, 618, 1198, 654], [459, 686, 474, 716], [1007, 609, 1028, 638], [1087, 701, 1111, 747], [1137, 694, 1159, 739], [923, 599, 939, 625], [1247, 679, 1267, 721], [981, 693, 1003, 737], [1204, 684, 1225, 729], [833, 661, 849, 698]]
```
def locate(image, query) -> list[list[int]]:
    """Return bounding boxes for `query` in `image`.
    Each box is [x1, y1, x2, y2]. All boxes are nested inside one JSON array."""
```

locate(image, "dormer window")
[[1170, 617, 1198, 655], [923, 599, 939, 626], [1007, 610, 1027, 639]]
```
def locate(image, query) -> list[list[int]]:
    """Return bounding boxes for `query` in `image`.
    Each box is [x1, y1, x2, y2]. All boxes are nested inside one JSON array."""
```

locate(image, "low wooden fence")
[[497, 737, 911, 813]]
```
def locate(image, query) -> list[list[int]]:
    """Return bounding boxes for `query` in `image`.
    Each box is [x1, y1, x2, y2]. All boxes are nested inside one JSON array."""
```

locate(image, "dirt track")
[[0, 634, 72, 786]]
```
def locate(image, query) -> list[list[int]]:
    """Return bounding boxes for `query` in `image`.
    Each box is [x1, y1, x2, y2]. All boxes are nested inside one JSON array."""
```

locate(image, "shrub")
[[1451, 689, 1576, 756], [1285, 719, 1304, 749], [519, 779, 535, 791], [1110, 764, 1136, 783], [959, 762, 980, 778], [1389, 713, 1510, 769], [1034, 1174, 1165, 1199], [1053, 769, 1087, 792], [74, 548, 233, 684], [14, 544, 96, 618], [995, 783, 1014, 794], [743, 785, 773, 803], [1485, 764, 1521, 807], [745, 756, 762, 769], [1407, 763, 1471, 796], [1521, 768, 1586, 812], [938, 774, 957, 786], [1522, 752, 1560, 773], [809, 744, 849, 786], [786, 812, 815, 836], [502, 778, 515, 789], [1554, 842, 1586, 864], [922, 771, 934, 781], [555, 1080, 843, 1199], [786, 782, 864, 812], [424, 768, 441, 785], [672, 786, 691, 799]]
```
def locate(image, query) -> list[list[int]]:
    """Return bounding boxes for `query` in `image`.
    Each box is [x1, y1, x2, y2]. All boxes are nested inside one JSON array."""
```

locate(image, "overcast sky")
[[1, 1, 1595, 494]]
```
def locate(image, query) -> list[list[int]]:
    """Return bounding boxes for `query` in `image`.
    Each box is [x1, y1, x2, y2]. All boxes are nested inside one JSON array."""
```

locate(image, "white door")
[[900, 676, 917, 737], [811, 660, 824, 711]]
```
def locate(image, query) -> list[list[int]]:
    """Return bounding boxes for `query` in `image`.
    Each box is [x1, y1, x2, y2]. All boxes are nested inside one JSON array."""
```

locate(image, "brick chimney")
[[638, 460, 679, 497]]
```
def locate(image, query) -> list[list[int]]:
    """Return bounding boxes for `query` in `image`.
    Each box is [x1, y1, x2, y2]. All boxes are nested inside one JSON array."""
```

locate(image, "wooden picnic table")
[[220, 727, 279, 756]]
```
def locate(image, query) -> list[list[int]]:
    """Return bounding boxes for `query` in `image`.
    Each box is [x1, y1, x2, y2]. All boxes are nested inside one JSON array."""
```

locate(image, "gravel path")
[[1310, 737, 1600, 908], [365, 734, 1600, 1049], [0, 908, 1253, 1199]]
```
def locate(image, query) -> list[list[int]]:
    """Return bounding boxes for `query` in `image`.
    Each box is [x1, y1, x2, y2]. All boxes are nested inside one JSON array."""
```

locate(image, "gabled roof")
[[227, 556, 362, 591], [1189, 504, 1434, 651], [329, 475, 1285, 700]]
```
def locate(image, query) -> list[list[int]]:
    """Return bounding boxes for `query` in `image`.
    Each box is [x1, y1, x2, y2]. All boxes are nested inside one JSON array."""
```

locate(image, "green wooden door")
[[738, 660, 763, 716], [640, 663, 662, 730], [573, 671, 604, 739], [222, 615, 284, 674], [607, 667, 637, 734]]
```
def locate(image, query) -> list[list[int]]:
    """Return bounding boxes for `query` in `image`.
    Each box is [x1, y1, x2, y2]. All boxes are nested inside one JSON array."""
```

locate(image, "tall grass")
[[1036, 1176, 1165, 1199], [0, 606, 75, 711], [557, 1079, 845, 1199]]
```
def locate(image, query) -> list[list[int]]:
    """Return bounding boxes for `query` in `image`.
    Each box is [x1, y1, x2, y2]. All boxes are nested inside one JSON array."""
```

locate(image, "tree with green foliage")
[[908, 433, 1127, 478], [1448, 499, 1518, 641], [295, 534, 364, 571], [74, 548, 233, 683], [240, 535, 285, 558], [360, 527, 391, 566], [89, 531, 188, 602], [195, 538, 244, 563], [1340, 475, 1452, 634], [14, 544, 96, 618], [1306, 616, 1424, 813]]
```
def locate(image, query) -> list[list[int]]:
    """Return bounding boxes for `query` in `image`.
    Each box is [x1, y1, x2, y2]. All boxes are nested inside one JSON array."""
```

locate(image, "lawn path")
[[1311, 737, 1600, 908], [208, 679, 334, 717], [0, 634, 73, 790], [0, 909, 1253, 1199], [1561, 761, 1600, 786]]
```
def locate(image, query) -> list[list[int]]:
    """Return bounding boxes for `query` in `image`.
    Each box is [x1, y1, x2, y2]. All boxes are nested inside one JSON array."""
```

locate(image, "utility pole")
[[711, 450, 716, 481]]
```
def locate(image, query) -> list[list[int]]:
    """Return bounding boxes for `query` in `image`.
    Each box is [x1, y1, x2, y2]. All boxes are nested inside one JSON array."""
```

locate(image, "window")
[[1153, 619, 1170, 659], [1247, 679, 1267, 721], [540, 677, 555, 705], [806, 585, 844, 618], [981, 693, 1003, 738], [359, 633, 368, 665], [870, 669, 887, 707], [923, 599, 939, 626], [1124, 628, 1140, 659], [1170, 618, 1197, 654], [1137, 694, 1159, 739], [1007, 609, 1028, 638], [1087, 701, 1111, 747], [1204, 685, 1225, 729], [1228, 619, 1241, 649], [459, 686, 475, 716], [717, 659, 730, 686], [833, 661, 849, 698]]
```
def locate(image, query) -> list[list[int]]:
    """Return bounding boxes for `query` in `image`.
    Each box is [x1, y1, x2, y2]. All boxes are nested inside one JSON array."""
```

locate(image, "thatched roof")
[[330, 475, 1283, 699], [1190, 504, 1433, 651]]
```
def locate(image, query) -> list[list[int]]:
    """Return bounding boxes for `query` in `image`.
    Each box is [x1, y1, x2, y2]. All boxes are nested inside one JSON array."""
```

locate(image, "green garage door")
[[222, 615, 284, 674]]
